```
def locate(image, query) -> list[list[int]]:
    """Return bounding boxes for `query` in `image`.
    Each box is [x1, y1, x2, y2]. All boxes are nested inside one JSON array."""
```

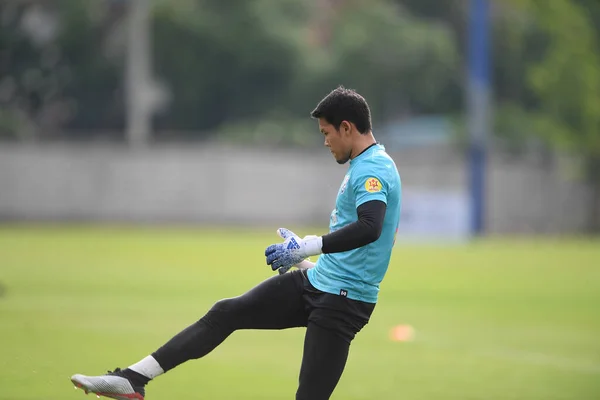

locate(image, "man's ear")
[[340, 121, 352, 135]]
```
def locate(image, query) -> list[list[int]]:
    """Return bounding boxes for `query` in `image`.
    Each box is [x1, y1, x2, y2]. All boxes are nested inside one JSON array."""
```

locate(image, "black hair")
[[310, 86, 372, 134]]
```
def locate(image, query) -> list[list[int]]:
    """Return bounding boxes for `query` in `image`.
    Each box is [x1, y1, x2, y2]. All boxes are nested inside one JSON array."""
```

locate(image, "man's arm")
[[322, 200, 386, 253], [265, 201, 386, 272], [287, 200, 386, 271]]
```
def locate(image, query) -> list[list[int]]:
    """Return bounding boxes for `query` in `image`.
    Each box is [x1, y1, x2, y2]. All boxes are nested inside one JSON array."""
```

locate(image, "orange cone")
[[389, 324, 415, 342]]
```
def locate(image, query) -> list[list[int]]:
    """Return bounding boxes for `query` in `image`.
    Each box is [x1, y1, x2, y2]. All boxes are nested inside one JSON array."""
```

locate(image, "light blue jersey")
[[307, 144, 402, 303]]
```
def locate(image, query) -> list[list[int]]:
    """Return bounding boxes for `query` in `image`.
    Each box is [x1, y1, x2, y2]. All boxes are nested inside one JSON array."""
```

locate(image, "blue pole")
[[467, 0, 490, 236]]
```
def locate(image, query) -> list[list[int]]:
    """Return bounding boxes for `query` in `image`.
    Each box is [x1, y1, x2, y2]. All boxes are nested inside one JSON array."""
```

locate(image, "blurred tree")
[[395, 0, 546, 147], [0, 0, 467, 141], [0, 1, 124, 139], [395, 0, 468, 57], [0, 3, 33, 138], [8, 0, 599, 179], [0, 2, 66, 139], [150, 0, 464, 138], [151, 0, 311, 136], [294, 0, 460, 127], [516, 0, 600, 232], [56, 0, 124, 135]]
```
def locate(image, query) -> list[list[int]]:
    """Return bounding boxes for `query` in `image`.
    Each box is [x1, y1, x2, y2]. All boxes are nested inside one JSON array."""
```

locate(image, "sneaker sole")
[[71, 376, 144, 400]]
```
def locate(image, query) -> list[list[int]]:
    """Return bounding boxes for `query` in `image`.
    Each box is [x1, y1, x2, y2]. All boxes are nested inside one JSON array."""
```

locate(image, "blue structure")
[[467, 0, 491, 236]]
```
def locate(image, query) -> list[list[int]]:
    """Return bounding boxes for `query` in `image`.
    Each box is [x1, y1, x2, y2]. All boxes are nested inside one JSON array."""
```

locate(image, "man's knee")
[[201, 297, 246, 329], [211, 297, 243, 313]]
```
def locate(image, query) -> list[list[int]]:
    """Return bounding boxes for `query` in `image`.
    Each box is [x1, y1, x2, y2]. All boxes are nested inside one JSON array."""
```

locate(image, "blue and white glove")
[[270, 228, 301, 275], [265, 228, 322, 274]]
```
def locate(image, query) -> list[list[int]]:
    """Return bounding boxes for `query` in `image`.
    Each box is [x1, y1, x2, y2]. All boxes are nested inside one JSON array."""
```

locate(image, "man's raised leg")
[[151, 269, 308, 371], [71, 270, 308, 399]]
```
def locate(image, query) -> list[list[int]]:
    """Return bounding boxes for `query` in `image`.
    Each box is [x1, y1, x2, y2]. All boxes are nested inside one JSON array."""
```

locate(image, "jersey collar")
[[350, 142, 380, 165]]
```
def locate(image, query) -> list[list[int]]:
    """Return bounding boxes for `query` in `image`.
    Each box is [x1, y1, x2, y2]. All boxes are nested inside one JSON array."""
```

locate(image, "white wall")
[[0, 143, 591, 234]]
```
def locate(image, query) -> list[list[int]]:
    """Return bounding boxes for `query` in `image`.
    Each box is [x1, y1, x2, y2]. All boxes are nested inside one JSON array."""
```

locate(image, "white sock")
[[128, 356, 164, 379]]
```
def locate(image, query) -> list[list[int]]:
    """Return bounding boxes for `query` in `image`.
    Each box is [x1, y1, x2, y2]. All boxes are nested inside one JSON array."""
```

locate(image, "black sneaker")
[[71, 368, 146, 400]]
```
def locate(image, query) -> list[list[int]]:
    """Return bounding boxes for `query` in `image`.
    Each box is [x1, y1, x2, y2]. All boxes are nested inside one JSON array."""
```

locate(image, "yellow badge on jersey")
[[365, 177, 382, 193]]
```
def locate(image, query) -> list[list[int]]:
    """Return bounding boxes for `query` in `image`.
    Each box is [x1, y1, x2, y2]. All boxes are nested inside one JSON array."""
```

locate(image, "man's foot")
[[71, 368, 146, 400]]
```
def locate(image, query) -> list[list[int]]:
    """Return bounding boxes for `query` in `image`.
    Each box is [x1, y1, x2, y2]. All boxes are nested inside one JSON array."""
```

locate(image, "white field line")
[[415, 337, 600, 375], [475, 347, 600, 375]]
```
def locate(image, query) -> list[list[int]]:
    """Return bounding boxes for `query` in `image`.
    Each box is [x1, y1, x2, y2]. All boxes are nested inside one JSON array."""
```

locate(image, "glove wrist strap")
[[303, 236, 323, 257]]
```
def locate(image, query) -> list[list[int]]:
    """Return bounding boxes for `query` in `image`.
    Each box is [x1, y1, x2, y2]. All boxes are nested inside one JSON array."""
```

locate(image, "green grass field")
[[1, 225, 599, 400]]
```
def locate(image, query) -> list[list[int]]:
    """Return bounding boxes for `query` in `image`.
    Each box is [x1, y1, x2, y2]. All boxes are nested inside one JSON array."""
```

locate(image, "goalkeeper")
[[70, 86, 402, 400]]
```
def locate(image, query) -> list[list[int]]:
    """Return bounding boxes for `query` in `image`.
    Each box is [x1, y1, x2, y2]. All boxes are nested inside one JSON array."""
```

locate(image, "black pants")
[[152, 269, 375, 400]]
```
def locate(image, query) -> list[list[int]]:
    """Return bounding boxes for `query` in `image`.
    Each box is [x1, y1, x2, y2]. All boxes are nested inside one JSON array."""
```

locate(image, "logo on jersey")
[[330, 209, 338, 225], [365, 177, 382, 193], [339, 174, 350, 194]]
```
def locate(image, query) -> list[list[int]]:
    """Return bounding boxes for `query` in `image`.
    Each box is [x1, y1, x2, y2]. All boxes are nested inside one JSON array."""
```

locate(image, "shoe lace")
[[107, 367, 123, 375]]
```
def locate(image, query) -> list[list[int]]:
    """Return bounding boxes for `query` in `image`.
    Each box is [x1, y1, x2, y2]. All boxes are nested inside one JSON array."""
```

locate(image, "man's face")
[[319, 118, 351, 165]]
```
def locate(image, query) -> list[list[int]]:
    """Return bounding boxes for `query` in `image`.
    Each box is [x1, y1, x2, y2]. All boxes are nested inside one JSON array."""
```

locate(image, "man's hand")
[[265, 228, 322, 274], [269, 228, 301, 275]]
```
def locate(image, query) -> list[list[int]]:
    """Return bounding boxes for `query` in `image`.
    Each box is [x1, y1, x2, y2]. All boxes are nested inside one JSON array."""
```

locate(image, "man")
[[70, 86, 402, 400]]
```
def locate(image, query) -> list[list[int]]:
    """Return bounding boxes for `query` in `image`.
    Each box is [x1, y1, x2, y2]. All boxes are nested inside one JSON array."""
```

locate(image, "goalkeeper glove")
[[265, 228, 322, 273]]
